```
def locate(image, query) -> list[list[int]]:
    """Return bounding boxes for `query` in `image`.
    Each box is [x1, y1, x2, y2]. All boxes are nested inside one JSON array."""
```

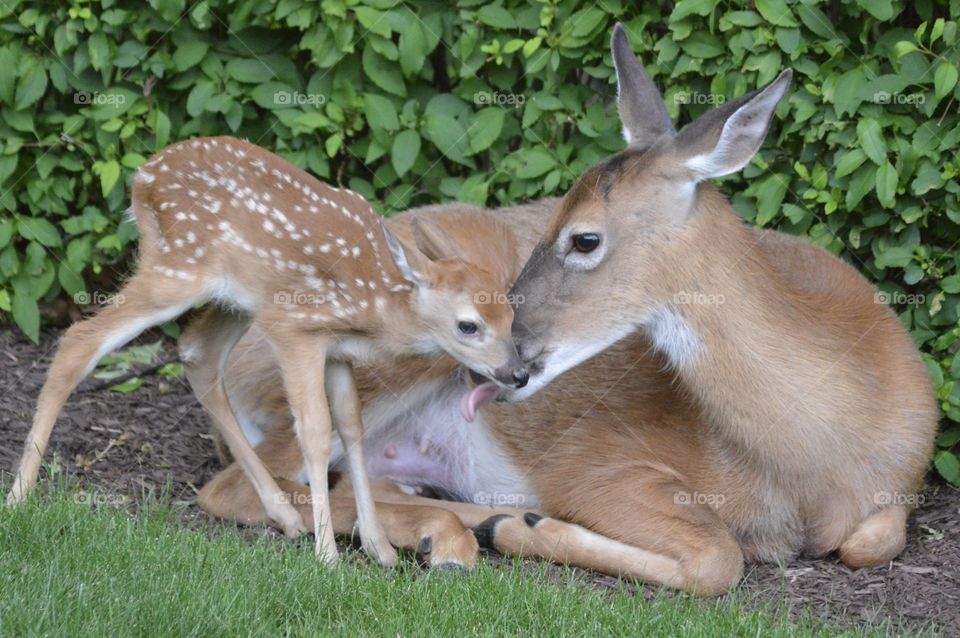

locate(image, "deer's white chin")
[[506, 325, 640, 402]]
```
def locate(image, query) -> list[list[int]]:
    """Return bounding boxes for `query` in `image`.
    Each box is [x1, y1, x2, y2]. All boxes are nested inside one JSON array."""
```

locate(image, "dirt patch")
[[2, 329, 957, 634]]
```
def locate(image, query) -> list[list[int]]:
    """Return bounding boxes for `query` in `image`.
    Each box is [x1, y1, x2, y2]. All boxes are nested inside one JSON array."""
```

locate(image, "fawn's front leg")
[[262, 325, 338, 562], [325, 361, 397, 567]]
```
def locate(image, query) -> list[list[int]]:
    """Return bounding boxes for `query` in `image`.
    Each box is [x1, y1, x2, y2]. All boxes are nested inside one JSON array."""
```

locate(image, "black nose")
[[512, 368, 529, 388]]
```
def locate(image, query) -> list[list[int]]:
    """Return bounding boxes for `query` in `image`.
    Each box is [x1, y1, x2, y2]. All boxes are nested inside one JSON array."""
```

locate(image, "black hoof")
[[523, 512, 544, 527], [473, 514, 513, 549], [418, 536, 433, 555]]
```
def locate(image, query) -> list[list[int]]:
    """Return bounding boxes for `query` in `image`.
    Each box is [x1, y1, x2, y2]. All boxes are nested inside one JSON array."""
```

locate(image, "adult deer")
[[502, 25, 936, 586], [6, 136, 528, 567]]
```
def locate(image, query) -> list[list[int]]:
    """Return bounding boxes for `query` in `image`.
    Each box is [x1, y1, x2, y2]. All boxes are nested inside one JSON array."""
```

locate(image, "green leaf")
[[11, 289, 39, 342], [857, 118, 886, 165], [363, 93, 399, 131], [514, 147, 556, 179], [835, 149, 867, 178], [152, 110, 170, 149], [875, 246, 912, 269], [362, 47, 406, 97], [468, 108, 505, 154], [934, 450, 960, 484], [934, 63, 958, 100], [173, 41, 209, 71], [858, 0, 893, 21], [893, 41, 918, 59], [100, 160, 121, 197], [875, 160, 897, 208], [477, 6, 516, 30], [423, 113, 468, 162], [88, 32, 113, 72], [398, 22, 427, 77], [755, 0, 799, 27], [14, 60, 47, 110], [226, 59, 276, 83], [58, 262, 85, 297], [17, 218, 61, 247], [250, 82, 296, 110], [680, 32, 725, 58], [751, 174, 790, 226], [671, 0, 718, 22], [391, 129, 420, 177], [354, 7, 392, 39]]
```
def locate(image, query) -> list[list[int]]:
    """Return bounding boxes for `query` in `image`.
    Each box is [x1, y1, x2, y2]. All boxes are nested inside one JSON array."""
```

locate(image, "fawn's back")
[[132, 136, 405, 328]]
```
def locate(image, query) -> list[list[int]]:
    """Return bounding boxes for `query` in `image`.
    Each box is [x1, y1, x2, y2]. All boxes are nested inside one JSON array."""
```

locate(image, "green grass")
[[0, 489, 880, 637]]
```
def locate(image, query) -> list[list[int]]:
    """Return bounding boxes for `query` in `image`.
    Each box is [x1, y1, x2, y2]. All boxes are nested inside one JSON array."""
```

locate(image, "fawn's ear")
[[382, 222, 423, 285], [411, 217, 464, 262], [675, 69, 792, 180], [611, 23, 674, 149]]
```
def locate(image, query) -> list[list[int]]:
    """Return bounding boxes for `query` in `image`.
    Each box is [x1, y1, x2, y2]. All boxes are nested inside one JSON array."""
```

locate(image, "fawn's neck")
[[366, 290, 442, 359]]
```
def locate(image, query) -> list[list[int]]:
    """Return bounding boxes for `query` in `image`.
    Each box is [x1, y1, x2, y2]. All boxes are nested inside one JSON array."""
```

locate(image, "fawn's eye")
[[572, 233, 601, 253], [458, 321, 479, 335]]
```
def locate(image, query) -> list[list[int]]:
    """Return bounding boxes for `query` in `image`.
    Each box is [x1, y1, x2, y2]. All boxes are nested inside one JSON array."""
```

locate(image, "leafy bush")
[[0, 0, 957, 482]]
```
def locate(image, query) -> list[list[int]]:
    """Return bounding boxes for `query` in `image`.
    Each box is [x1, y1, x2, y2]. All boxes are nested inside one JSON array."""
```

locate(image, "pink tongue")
[[460, 382, 500, 423]]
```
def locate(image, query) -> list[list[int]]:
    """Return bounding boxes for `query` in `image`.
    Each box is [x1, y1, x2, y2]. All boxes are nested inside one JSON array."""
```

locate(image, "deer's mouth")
[[460, 370, 502, 423]]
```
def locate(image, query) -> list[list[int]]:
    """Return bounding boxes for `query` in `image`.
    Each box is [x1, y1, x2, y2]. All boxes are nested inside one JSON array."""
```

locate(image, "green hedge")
[[0, 0, 958, 483]]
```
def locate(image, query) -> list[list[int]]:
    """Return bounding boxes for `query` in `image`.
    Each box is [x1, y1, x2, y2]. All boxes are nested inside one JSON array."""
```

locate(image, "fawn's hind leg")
[[181, 307, 306, 538], [7, 274, 204, 506], [325, 362, 397, 566]]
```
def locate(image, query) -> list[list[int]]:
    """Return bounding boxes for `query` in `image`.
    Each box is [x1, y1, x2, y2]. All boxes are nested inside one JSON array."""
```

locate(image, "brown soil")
[[2, 329, 957, 635]]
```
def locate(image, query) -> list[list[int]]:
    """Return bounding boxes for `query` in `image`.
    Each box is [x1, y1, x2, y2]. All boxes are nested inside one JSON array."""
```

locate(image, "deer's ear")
[[411, 217, 463, 262], [676, 69, 792, 180], [611, 23, 674, 149], [382, 223, 422, 285]]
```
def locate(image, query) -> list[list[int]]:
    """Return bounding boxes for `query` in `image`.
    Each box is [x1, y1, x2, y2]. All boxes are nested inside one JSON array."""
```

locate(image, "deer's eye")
[[572, 233, 601, 253], [458, 321, 479, 335]]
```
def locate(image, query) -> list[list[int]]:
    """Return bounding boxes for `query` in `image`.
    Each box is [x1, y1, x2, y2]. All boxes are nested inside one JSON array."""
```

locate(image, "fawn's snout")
[[491, 350, 529, 389]]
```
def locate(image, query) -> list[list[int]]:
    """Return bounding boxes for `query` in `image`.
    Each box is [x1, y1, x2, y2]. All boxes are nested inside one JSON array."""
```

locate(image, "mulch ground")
[[2, 329, 958, 635]]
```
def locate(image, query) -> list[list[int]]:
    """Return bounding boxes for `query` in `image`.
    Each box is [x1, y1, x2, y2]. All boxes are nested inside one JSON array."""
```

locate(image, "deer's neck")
[[649, 193, 843, 468]]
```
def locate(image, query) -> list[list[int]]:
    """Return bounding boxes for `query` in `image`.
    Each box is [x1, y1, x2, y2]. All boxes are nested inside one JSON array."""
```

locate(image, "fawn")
[[6, 136, 528, 565]]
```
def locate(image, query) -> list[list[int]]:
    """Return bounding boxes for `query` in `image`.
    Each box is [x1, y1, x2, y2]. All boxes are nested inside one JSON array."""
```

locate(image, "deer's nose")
[[512, 368, 529, 388]]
